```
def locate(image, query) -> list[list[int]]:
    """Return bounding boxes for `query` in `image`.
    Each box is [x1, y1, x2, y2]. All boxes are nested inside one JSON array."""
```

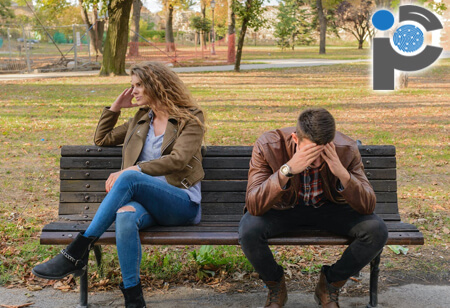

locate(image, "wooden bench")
[[39, 144, 424, 308]]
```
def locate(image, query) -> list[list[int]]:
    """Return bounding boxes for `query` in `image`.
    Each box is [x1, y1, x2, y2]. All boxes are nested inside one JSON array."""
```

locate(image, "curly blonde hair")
[[130, 62, 206, 134]]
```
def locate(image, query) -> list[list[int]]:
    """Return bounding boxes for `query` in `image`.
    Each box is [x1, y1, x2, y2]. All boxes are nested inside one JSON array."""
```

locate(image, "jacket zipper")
[[160, 136, 175, 155], [160, 128, 177, 155], [121, 123, 141, 169], [193, 155, 201, 163]]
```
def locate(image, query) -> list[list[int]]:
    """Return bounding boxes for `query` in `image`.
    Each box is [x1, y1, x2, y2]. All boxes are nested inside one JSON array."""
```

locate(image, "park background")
[[0, 0, 449, 303]]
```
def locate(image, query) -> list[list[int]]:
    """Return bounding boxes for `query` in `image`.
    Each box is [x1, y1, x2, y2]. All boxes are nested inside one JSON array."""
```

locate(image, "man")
[[239, 108, 388, 308]]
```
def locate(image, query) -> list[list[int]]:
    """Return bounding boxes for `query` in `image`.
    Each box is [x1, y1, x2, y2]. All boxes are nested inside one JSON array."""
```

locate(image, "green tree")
[[275, 0, 313, 51], [190, 15, 211, 48], [0, 0, 14, 22], [233, 0, 267, 72], [311, 0, 341, 54], [190, 15, 212, 34]]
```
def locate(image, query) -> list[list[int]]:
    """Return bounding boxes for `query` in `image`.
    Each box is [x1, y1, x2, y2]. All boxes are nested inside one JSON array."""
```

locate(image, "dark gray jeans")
[[238, 201, 388, 283]]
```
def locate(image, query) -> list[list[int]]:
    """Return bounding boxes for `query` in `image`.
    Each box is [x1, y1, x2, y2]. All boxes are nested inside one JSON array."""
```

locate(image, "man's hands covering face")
[[287, 143, 324, 174], [286, 142, 351, 188], [321, 142, 351, 187]]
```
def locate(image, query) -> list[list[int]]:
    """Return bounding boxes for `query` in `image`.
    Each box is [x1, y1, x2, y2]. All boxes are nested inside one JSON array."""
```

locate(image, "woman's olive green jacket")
[[94, 106, 205, 189]]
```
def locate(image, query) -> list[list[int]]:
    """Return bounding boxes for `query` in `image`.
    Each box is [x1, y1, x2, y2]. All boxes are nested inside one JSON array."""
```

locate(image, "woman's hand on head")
[[110, 88, 138, 112]]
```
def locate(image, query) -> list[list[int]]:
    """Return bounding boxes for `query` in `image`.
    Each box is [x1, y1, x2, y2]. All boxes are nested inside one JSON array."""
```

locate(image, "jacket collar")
[[138, 106, 181, 125]]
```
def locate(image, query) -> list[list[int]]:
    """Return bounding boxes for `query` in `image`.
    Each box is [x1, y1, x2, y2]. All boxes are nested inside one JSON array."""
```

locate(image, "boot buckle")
[[61, 249, 86, 269]]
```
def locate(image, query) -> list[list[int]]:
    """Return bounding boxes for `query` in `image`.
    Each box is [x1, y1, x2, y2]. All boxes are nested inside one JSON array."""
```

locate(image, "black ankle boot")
[[32, 232, 98, 280], [120, 282, 147, 308]]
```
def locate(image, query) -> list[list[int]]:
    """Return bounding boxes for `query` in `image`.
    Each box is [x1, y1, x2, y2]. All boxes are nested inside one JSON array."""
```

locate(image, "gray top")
[[136, 111, 202, 205]]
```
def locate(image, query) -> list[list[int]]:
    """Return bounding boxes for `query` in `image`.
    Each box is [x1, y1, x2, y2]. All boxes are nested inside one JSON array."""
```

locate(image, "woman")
[[32, 62, 206, 308]]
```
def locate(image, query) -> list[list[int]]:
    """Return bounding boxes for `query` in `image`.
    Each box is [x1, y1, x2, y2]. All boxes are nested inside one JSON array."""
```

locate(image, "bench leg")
[[78, 266, 88, 308], [93, 245, 103, 276], [367, 250, 382, 308]]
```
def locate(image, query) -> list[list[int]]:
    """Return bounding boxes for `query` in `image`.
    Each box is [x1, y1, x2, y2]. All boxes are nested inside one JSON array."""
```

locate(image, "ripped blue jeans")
[[83, 170, 200, 288]]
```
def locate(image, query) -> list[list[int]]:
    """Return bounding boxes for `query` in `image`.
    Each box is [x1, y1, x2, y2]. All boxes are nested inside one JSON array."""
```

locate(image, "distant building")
[[173, 10, 196, 32], [141, 6, 162, 30], [247, 6, 279, 44], [10, 1, 34, 19]]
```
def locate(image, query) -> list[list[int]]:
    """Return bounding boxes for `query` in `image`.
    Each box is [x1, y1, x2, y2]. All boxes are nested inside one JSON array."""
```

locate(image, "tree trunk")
[[165, 5, 176, 52], [99, 0, 133, 76], [291, 33, 295, 50], [234, 17, 249, 72], [227, 0, 236, 63], [201, 4, 207, 50], [129, 0, 142, 56], [316, 0, 327, 54], [358, 39, 363, 49], [396, 72, 408, 89], [79, 0, 102, 60], [96, 17, 105, 56], [395, 0, 410, 88]]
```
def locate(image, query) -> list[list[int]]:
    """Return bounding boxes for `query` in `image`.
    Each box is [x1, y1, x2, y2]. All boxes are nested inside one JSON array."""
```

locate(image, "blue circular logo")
[[372, 10, 395, 31], [393, 25, 424, 53]]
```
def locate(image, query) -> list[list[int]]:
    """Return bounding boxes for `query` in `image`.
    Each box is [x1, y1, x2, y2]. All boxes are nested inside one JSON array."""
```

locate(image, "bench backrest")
[[59, 145, 399, 222]]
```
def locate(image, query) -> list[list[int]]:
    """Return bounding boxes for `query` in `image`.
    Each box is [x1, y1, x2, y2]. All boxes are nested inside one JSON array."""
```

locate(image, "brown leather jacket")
[[94, 106, 205, 189], [245, 127, 376, 216]]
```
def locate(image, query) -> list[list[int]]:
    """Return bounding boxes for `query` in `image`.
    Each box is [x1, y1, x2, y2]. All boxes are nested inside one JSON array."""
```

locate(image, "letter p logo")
[[372, 5, 443, 90]]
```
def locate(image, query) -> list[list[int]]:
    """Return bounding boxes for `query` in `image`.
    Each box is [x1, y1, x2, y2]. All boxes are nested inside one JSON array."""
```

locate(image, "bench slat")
[[60, 156, 395, 170], [41, 220, 420, 233], [60, 168, 396, 181], [57, 212, 402, 222], [59, 191, 398, 204], [60, 145, 395, 157], [39, 230, 422, 246], [60, 179, 397, 193], [58, 201, 400, 217]]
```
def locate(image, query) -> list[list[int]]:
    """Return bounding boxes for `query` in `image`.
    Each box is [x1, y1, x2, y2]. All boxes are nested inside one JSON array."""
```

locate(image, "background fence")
[[0, 24, 95, 73], [0, 23, 275, 73]]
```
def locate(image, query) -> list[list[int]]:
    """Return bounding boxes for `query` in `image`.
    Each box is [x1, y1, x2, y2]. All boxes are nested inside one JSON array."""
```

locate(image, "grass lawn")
[[0, 59, 448, 293]]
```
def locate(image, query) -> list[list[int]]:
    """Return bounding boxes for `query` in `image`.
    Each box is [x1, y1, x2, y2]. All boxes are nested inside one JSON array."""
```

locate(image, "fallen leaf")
[[0, 303, 34, 308], [388, 245, 409, 255], [26, 285, 42, 291]]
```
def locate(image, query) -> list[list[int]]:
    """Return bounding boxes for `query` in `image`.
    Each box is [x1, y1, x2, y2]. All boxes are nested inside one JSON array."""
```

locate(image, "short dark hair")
[[296, 108, 336, 145]]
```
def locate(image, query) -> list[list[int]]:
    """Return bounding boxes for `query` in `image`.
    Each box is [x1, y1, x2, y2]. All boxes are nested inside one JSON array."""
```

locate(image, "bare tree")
[[78, 0, 105, 61], [336, 0, 375, 49]]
